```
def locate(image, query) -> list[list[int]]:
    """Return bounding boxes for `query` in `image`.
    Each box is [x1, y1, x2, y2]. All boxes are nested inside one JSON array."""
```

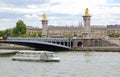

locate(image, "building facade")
[[26, 25, 120, 38], [26, 26, 42, 34], [107, 25, 120, 35], [48, 26, 83, 38], [47, 25, 120, 38]]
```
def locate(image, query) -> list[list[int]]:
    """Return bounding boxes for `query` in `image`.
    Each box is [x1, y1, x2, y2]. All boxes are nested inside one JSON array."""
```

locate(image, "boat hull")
[[12, 57, 60, 62]]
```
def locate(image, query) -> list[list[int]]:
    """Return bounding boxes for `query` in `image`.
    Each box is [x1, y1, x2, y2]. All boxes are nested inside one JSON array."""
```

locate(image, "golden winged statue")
[[85, 8, 89, 16], [41, 13, 47, 20]]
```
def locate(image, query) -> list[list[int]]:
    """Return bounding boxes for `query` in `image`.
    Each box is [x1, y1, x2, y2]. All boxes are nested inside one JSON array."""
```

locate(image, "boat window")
[[16, 52, 20, 55], [47, 53, 55, 57], [16, 52, 24, 56], [41, 54, 44, 57], [32, 53, 40, 57]]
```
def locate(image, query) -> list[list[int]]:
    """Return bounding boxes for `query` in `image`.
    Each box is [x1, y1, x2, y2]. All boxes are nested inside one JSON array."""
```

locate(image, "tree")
[[4, 29, 11, 37], [0, 29, 12, 39], [0, 20, 27, 37], [11, 28, 18, 37], [108, 33, 120, 37], [15, 20, 26, 36], [38, 32, 42, 37], [0, 31, 4, 36]]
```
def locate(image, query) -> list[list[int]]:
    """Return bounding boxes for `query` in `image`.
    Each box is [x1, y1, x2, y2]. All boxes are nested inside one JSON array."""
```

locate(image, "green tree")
[[20, 33, 29, 37], [0, 29, 12, 39], [0, 31, 3, 36], [108, 33, 120, 37], [4, 29, 12, 37], [11, 28, 18, 37], [38, 32, 42, 37], [29, 33, 36, 37], [15, 20, 26, 36]]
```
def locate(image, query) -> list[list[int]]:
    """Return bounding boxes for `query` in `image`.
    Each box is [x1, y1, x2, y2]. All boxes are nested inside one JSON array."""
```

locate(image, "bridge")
[[0, 38, 72, 51]]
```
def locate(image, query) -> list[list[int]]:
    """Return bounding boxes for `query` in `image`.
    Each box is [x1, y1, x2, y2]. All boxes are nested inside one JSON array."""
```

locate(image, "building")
[[107, 25, 120, 35], [26, 25, 120, 38], [48, 26, 83, 38], [47, 25, 120, 38], [26, 26, 42, 34]]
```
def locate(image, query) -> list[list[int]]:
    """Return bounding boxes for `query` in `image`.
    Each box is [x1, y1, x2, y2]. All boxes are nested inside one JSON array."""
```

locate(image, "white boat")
[[12, 51, 60, 62]]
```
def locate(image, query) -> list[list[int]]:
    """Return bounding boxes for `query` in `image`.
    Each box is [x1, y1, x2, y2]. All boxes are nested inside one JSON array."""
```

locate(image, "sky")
[[0, 0, 120, 30]]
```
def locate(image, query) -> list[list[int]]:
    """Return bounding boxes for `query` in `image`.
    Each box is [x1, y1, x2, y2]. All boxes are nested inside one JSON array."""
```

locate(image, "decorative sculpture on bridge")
[[85, 8, 89, 16], [41, 13, 47, 20]]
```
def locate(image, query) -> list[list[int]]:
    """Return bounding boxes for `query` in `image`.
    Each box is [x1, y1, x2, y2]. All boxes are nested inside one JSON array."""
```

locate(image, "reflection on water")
[[0, 50, 120, 77]]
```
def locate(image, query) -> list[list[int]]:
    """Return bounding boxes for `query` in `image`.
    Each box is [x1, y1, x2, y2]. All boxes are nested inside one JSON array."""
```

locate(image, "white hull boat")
[[12, 50, 60, 62]]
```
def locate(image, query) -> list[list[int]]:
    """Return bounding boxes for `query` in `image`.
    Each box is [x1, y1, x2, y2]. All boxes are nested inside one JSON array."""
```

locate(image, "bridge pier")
[[41, 20, 48, 38]]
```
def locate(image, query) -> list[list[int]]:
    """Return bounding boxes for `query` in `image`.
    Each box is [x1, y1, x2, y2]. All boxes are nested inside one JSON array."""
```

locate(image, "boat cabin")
[[12, 51, 60, 62]]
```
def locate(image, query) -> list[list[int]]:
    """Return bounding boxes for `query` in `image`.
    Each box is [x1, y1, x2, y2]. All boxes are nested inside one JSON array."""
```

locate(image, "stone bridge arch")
[[72, 39, 83, 48]]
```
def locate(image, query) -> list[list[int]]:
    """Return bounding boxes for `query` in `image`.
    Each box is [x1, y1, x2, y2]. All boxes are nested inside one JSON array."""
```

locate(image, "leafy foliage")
[[15, 20, 26, 36], [108, 33, 120, 37]]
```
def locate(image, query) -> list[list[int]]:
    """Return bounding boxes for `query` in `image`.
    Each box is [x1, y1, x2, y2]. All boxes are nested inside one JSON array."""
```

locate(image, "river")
[[0, 50, 120, 77]]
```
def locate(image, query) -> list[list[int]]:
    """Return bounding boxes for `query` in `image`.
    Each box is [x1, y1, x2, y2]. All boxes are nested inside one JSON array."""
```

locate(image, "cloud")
[[24, 14, 40, 19], [27, 5, 38, 9], [0, 19, 16, 30], [0, 0, 120, 30], [0, 7, 41, 14], [0, 0, 108, 14]]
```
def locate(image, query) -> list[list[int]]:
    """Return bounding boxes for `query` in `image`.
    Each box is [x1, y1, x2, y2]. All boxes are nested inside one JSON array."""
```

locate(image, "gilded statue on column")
[[41, 13, 47, 20], [85, 8, 89, 16]]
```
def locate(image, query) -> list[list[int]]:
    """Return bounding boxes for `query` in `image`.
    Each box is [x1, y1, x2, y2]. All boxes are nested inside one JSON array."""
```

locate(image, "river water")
[[0, 50, 120, 77]]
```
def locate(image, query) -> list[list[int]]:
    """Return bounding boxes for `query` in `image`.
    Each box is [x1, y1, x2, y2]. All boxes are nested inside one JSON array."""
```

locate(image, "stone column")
[[82, 8, 91, 38], [83, 15, 91, 33], [41, 20, 48, 37]]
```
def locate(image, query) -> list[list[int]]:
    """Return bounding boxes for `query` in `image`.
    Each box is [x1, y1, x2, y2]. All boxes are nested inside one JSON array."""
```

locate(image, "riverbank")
[[73, 46, 120, 52], [0, 46, 34, 50]]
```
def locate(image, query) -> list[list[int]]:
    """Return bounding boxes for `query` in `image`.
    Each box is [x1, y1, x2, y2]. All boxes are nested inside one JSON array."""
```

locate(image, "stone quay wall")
[[72, 47, 120, 52]]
